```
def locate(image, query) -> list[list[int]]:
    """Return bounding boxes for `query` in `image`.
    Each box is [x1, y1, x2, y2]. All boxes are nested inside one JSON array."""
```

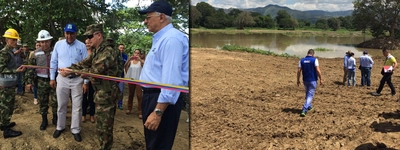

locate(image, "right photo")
[[190, 0, 400, 149]]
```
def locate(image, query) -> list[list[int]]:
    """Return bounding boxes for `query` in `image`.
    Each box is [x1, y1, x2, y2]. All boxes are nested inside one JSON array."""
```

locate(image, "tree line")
[[191, 1, 400, 39]]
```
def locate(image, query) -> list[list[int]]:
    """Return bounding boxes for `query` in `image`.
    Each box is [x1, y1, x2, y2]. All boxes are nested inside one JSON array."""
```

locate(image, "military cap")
[[84, 24, 103, 36]]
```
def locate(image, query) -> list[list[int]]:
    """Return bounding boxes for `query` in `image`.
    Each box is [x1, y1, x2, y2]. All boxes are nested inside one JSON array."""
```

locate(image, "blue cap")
[[64, 23, 77, 33], [138, 1, 173, 16], [363, 50, 368, 54]]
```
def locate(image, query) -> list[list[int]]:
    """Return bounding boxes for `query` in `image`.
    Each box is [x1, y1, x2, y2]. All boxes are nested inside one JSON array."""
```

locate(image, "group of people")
[[0, 1, 189, 150], [342, 50, 375, 87], [297, 47, 398, 117]]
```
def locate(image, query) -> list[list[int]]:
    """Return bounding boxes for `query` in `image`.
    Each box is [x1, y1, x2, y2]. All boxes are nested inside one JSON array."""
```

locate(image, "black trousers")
[[82, 82, 95, 116], [142, 88, 183, 150], [377, 73, 396, 94]]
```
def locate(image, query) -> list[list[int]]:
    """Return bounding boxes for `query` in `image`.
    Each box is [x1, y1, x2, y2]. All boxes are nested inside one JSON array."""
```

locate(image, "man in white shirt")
[[347, 52, 356, 86], [359, 50, 374, 87]]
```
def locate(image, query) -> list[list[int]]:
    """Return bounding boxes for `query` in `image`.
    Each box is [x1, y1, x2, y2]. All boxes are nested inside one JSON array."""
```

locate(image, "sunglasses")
[[86, 32, 99, 39]]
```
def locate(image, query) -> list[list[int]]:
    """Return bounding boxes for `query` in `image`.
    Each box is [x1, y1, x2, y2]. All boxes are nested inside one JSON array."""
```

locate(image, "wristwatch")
[[154, 108, 163, 116]]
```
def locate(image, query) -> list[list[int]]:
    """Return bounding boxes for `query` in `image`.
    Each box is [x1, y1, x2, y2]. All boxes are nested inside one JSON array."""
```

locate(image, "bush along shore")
[[221, 45, 298, 58]]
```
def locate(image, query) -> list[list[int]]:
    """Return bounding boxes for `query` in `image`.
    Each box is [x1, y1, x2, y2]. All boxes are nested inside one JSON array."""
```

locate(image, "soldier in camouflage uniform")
[[61, 24, 122, 150], [0, 28, 26, 138], [25, 30, 58, 130]]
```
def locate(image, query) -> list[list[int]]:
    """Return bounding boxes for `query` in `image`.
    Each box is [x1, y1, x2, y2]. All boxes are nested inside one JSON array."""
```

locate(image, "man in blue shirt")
[[359, 50, 374, 87], [343, 51, 350, 85], [138, 1, 189, 149], [297, 49, 323, 117], [50, 23, 88, 142]]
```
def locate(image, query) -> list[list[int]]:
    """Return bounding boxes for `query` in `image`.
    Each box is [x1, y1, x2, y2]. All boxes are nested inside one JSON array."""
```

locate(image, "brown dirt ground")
[[0, 84, 189, 150], [191, 48, 400, 149]]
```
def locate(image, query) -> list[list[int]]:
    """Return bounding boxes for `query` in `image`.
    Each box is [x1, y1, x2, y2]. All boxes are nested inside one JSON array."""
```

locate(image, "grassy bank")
[[190, 28, 373, 38], [221, 45, 298, 58]]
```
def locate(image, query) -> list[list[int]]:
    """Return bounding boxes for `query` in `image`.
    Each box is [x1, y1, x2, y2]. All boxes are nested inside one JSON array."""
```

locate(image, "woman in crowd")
[[124, 49, 144, 119], [81, 38, 95, 123]]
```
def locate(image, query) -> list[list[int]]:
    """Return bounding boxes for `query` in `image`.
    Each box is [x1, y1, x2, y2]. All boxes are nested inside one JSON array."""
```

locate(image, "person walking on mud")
[[347, 52, 356, 86], [359, 50, 374, 87], [0, 28, 26, 138], [343, 51, 351, 85], [297, 49, 323, 117], [25, 30, 58, 131], [372, 48, 397, 96]]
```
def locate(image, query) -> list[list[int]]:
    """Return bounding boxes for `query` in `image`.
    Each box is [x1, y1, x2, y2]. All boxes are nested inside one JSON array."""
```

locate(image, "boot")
[[0, 122, 16, 131], [52, 114, 57, 125], [3, 128, 22, 138], [40, 114, 48, 130]]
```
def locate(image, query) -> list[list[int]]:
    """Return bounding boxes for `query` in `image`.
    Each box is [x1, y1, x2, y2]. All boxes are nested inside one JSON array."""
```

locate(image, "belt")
[[37, 77, 50, 81], [67, 74, 79, 79], [142, 87, 161, 93]]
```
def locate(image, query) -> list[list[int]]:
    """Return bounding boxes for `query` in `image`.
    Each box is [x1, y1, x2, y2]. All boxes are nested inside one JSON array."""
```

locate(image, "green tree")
[[275, 10, 294, 29], [234, 11, 255, 29], [195, 2, 216, 27], [190, 5, 202, 28], [315, 18, 328, 30], [353, 0, 400, 38], [327, 18, 341, 31], [298, 19, 311, 28], [338, 16, 353, 30]]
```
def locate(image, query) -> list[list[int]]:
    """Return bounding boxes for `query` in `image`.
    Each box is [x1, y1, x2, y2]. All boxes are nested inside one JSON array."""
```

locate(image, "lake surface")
[[190, 33, 391, 58]]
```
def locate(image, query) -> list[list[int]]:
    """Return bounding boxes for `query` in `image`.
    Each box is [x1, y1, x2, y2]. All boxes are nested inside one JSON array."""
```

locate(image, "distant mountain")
[[218, 4, 353, 24]]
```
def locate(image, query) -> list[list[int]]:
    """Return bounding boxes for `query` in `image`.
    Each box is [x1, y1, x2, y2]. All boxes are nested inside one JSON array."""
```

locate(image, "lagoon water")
[[190, 32, 393, 58]]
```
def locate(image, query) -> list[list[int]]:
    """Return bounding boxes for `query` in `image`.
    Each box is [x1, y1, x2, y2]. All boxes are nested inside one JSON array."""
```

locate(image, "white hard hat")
[[36, 30, 53, 41]]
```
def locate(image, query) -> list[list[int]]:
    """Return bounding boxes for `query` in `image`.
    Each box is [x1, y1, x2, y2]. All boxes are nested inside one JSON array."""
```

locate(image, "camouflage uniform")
[[69, 24, 122, 150], [0, 45, 19, 128], [25, 48, 57, 116]]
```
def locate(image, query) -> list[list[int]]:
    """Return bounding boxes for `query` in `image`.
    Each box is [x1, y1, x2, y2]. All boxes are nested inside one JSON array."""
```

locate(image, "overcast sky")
[[190, 0, 354, 12]]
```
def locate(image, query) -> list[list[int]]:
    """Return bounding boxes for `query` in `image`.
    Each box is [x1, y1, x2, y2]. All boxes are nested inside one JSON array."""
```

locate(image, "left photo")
[[0, 0, 189, 149]]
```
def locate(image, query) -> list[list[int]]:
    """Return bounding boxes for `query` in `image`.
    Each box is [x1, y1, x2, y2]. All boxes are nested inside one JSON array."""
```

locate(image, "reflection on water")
[[191, 33, 394, 58]]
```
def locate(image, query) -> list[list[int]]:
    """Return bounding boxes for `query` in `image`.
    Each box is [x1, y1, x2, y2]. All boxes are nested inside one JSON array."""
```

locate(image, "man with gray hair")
[[297, 49, 323, 117], [359, 50, 374, 87], [138, 1, 189, 149]]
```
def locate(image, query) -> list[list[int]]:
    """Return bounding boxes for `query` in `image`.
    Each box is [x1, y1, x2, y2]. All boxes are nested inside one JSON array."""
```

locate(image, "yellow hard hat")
[[3, 28, 20, 39]]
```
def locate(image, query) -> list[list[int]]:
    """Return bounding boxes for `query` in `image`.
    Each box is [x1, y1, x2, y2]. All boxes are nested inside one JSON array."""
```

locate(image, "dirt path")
[[191, 48, 400, 149], [0, 85, 189, 149]]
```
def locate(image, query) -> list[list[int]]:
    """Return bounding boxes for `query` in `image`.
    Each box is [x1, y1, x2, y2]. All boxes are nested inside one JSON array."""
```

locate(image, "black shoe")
[[3, 128, 22, 138], [53, 129, 64, 138], [0, 122, 16, 131], [40, 115, 48, 130], [73, 133, 82, 142], [52, 114, 57, 125]]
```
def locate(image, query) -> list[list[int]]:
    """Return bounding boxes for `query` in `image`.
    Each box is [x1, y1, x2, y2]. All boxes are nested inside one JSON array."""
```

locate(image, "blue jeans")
[[361, 67, 371, 86], [347, 70, 356, 86], [117, 82, 124, 107], [302, 81, 317, 112], [17, 72, 23, 93]]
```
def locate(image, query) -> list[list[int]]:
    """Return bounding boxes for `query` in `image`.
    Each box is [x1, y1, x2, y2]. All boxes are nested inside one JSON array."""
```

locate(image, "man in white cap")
[[25, 30, 58, 131]]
